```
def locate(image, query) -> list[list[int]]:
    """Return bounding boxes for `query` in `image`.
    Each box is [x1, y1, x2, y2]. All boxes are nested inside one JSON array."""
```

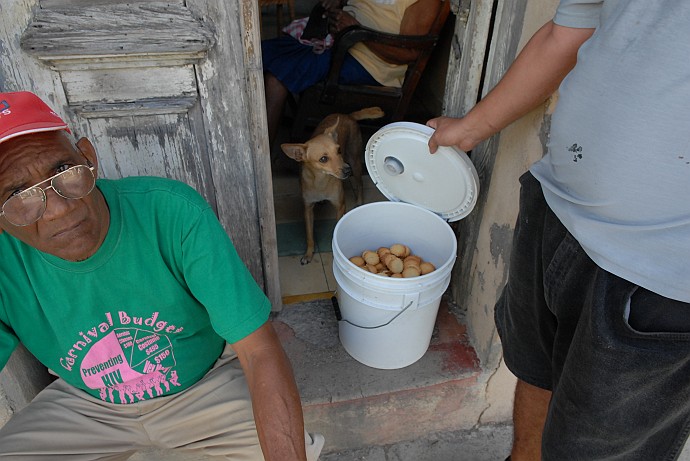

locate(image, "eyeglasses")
[[0, 165, 96, 226]]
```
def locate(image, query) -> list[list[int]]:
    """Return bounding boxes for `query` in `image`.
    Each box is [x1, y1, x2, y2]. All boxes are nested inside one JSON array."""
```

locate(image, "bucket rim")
[[332, 201, 457, 284]]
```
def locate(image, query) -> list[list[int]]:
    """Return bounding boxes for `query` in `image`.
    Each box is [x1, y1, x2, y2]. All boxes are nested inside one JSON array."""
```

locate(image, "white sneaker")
[[305, 431, 326, 461]]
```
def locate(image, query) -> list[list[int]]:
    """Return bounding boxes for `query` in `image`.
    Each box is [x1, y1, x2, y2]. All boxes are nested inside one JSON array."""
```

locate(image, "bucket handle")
[[331, 296, 414, 330]]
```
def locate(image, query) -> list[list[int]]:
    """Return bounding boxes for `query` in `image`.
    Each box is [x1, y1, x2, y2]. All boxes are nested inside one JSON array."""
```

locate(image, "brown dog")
[[281, 107, 384, 264]]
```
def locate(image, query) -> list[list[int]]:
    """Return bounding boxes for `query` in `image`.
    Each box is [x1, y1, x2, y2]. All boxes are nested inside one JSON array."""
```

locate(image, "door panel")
[[1, 0, 280, 306]]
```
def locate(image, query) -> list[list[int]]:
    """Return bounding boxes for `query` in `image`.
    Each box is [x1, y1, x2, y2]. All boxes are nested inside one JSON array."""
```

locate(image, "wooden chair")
[[259, 0, 295, 37], [289, 0, 451, 141]]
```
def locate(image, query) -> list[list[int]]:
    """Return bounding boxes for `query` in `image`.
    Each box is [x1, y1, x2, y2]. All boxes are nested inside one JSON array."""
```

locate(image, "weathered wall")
[[466, 0, 559, 424], [0, 0, 73, 426], [0, 345, 54, 426]]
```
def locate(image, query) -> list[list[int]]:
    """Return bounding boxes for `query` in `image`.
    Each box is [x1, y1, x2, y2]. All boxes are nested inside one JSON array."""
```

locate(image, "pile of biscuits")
[[348, 243, 435, 278]]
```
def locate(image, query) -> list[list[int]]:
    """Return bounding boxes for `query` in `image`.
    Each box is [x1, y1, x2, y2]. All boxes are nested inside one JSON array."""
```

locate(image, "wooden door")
[[0, 0, 281, 308]]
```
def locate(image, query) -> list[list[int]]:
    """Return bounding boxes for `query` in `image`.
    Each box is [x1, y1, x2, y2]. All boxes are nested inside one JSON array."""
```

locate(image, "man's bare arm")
[[428, 21, 595, 153], [329, 0, 442, 64], [233, 322, 306, 461]]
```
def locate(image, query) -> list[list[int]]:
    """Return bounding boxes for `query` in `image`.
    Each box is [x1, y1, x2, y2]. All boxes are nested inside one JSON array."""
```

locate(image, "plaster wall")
[[469, 0, 559, 424]]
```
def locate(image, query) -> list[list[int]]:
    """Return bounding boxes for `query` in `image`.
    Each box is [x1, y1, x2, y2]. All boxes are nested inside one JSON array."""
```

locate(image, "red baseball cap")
[[0, 91, 70, 145]]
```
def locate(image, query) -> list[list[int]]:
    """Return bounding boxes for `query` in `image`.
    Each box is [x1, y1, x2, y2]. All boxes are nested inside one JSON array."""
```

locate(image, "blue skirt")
[[261, 35, 379, 94]]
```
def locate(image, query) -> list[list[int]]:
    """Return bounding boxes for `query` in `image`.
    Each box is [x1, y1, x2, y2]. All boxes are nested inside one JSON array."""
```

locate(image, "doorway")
[[259, 0, 450, 303]]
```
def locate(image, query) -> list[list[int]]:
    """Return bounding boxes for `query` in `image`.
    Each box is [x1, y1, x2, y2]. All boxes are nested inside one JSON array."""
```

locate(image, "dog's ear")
[[324, 117, 340, 142], [281, 143, 308, 162]]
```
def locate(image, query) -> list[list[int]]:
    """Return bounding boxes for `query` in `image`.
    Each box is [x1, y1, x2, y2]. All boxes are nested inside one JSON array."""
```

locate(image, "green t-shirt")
[[0, 177, 271, 403]]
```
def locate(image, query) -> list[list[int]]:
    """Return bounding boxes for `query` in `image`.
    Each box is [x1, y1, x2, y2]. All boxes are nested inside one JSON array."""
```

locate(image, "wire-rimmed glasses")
[[0, 165, 96, 226]]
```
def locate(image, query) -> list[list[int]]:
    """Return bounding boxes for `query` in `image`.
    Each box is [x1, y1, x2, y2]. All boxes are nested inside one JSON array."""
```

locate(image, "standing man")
[[428, 1, 690, 460], [0, 91, 323, 460]]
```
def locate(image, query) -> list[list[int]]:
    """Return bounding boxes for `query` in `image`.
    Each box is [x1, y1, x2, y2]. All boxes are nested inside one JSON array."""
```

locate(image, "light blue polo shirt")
[[530, 0, 690, 302]]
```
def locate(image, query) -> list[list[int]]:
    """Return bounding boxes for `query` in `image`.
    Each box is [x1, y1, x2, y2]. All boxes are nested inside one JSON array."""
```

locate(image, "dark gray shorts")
[[495, 172, 690, 461]]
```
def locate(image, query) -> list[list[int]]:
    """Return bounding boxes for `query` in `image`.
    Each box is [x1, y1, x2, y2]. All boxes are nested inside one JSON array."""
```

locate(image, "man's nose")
[[41, 187, 74, 221]]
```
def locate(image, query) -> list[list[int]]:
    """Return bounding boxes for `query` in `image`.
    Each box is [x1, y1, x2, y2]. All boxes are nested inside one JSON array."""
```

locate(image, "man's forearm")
[[236, 324, 306, 461], [364, 41, 419, 65], [366, 0, 442, 64], [250, 352, 305, 460], [464, 21, 594, 142]]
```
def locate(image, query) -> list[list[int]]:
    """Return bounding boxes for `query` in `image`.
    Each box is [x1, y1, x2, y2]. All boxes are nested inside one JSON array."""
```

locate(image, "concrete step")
[[272, 296, 484, 454], [320, 424, 513, 461], [131, 424, 512, 461], [123, 294, 690, 460]]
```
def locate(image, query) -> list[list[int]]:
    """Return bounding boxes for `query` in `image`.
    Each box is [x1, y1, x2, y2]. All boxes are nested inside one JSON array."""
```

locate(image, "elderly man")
[[0, 91, 323, 460]]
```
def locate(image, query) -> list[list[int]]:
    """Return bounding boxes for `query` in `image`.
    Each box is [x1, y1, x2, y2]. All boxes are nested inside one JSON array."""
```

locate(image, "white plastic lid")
[[365, 122, 480, 222]]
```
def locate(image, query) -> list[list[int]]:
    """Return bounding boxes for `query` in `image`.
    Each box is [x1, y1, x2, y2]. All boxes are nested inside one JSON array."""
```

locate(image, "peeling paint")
[[476, 269, 486, 292], [0, 387, 11, 426], [540, 110, 553, 158], [199, 57, 216, 81], [489, 223, 513, 267], [0, 40, 9, 90]]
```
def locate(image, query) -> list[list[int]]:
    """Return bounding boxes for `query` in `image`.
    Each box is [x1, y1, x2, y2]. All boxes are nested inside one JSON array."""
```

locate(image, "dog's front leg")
[[302, 201, 316, 265], [335, 199, 346, 221]]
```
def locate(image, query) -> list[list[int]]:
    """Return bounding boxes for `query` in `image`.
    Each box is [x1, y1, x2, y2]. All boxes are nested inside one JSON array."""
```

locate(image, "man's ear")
[[76, 137, 98, 176]]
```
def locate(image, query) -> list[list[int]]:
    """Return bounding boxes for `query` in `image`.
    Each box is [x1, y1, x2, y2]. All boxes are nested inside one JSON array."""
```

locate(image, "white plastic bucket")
[[332, 201, 457, 369]]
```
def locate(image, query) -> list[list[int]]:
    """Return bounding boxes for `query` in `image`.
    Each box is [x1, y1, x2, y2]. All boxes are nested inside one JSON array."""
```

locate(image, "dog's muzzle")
[[340, 163, 352, 179]]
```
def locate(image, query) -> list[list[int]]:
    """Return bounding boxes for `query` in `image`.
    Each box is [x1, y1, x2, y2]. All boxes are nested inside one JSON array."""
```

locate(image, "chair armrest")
[[320, 25, 438, 104], [336, 26, 439, 54]]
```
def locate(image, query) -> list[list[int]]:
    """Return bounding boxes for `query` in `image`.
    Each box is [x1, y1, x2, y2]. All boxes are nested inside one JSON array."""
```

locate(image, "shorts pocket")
[[625, 287, 690, 337]]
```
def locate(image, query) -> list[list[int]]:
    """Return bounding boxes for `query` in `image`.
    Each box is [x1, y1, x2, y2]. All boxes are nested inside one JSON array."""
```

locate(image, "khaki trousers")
[[0, 345, 322, 461]]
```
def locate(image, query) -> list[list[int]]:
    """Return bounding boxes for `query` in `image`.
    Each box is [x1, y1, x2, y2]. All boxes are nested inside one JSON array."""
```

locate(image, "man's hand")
[[327, 9, 359, 34], [427, 21, 594, 155], [427, 116, 485, 154], [321, 0, 345, 12]]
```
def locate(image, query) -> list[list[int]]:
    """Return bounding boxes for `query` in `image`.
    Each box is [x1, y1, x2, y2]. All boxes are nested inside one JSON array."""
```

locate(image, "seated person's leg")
[[262, 36, 332, 148], [143, 344, 323, 460], [262, 36, 380, 91], [264, 72, 290, 146], [338, 53, 380, 86], [0, 379, 144, 460], [262, 35, 334, 99], [262, 35, 379, 147], [142, 345, 263, 459]]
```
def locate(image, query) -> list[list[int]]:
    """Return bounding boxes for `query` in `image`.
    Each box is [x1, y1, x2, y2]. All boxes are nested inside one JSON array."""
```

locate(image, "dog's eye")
[[319, 156, 329, 163]]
